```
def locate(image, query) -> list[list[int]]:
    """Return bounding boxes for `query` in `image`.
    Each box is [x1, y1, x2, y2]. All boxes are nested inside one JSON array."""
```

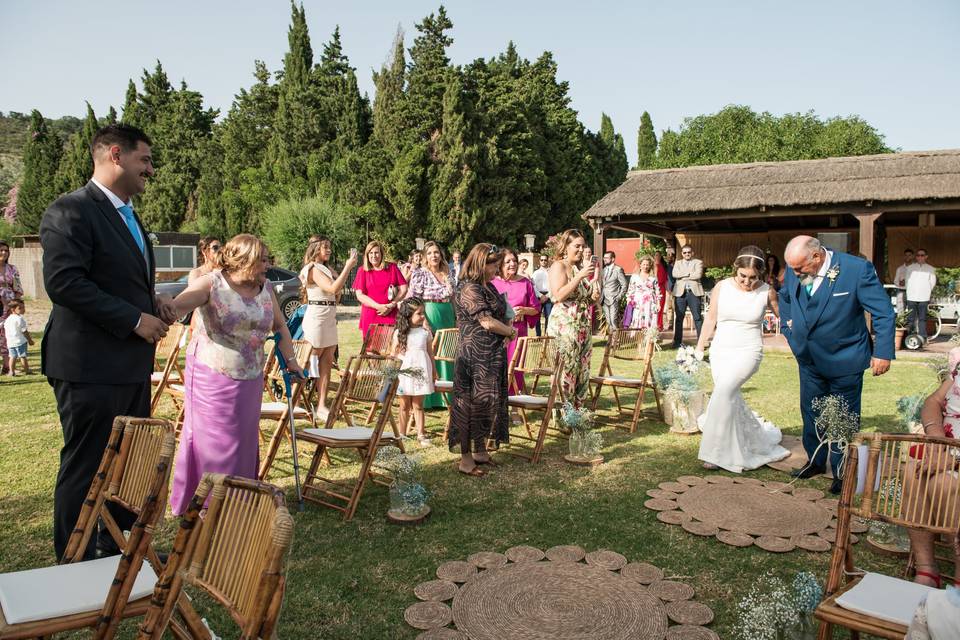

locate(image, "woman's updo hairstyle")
[[215, 234, 267, 280], [732, 245, 767, 278], [551, 229, 585, 261]]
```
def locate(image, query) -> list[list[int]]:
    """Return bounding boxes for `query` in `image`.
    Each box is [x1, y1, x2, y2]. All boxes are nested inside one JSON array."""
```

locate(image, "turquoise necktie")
[[118, 204, 145, 253], [804, 282, 814, 296]]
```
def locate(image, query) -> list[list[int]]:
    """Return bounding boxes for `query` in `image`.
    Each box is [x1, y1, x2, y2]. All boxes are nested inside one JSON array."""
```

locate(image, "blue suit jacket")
[[780, 251, 895, 377]]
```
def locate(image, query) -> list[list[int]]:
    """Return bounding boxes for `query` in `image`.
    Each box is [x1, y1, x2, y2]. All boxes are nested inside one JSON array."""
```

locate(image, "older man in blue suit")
[[780, 235, 895, 494]]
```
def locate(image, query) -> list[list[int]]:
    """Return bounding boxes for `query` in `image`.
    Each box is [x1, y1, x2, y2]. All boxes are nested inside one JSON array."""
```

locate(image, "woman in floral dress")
[[624, 255, 661, 330], [547, 230, 600, 408], [407, 241, 455, 409], [0, 241, 24, 374]]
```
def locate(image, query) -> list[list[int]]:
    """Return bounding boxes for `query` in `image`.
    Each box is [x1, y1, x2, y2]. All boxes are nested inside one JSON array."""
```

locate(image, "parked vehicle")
[[155, 267, 302, 319]]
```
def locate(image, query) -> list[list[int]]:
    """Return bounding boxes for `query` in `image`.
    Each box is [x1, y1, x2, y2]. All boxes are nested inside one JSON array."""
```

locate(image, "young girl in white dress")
[[695, 246, 790, 472], [393, 297, 436, 447]]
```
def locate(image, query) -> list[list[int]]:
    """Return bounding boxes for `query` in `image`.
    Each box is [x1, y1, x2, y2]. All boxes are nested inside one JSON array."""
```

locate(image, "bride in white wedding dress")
[[695, 246, 790, 473]]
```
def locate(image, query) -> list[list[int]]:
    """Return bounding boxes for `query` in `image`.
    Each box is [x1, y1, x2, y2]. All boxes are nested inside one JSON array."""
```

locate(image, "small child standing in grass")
[[4, 299, 33, 376], [392, 297, 435, 446]]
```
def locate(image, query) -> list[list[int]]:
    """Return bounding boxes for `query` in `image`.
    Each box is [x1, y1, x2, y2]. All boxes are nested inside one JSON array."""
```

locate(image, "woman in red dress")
[[352, 241, 408, 338]]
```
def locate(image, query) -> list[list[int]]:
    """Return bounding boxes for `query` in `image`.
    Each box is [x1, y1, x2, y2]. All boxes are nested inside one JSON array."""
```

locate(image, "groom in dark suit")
[[780, 235, 895, 493], [41, 124, 174, 560]]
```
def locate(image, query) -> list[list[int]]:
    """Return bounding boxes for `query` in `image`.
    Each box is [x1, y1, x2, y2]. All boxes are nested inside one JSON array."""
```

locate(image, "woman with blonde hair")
[[167, 234, 303, 513], [547, 229, 600, 407], [407, 240, 455, 408], [352, 240, 407, 338], [448, 243, 514, 475], [300, 236, 358, 419]]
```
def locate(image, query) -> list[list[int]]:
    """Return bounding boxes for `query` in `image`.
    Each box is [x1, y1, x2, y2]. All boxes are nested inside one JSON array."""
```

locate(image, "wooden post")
[[854, 212, 882, 264], [593, 222, 605, 258]]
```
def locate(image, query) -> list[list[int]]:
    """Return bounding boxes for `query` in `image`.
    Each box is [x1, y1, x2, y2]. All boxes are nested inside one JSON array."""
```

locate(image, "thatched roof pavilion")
[[583, 150, 960, 275]]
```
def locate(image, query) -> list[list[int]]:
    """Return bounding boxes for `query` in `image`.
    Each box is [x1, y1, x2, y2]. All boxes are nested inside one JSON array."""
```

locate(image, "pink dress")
[[942, 348, 960, 438], [353, 263, 406, 338], [171, 271, 274, 514], [625, 274, 660, 330], [492, 276, 541, 392]]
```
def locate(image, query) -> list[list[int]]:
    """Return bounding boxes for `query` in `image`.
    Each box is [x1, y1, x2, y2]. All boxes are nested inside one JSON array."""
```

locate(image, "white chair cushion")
[[302, 427, 398, 442], [168, 384, 185, 393], [508, 394, 548, 407], [591, 375, 643, 385], [0, 555, 158, 625], [434, 380, 453, 391], [260, 402, 311, 419], [835, 572, 936, 627], [151, 372, 181, 383]]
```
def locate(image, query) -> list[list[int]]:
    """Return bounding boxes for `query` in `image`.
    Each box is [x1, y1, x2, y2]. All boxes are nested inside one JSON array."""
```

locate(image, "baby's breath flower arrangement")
[[560, 402, 602, 463], [376, 447, 430, 518], [737, 571, 823, 640], [896, 394, 925, 432], [377, 365, 426, 401], [808, 395, 860, 475]]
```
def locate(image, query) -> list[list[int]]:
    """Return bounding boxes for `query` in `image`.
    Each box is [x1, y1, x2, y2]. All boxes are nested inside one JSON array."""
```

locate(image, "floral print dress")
[[547, 269, 594, 408], [0, 263, 23, 369], [625, 274, 660, 330]]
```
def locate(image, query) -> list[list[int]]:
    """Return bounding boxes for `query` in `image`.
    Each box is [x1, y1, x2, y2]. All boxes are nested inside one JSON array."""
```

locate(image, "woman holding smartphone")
[[300, 238, 358, 420]]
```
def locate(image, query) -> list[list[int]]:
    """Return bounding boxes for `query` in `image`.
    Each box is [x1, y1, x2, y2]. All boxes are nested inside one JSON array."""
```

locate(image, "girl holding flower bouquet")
[[392, 297, 436, 446]]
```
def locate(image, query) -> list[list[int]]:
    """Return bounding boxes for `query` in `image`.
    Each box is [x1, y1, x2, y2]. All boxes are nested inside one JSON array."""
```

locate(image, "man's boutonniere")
[[826, 265, 840, 284]]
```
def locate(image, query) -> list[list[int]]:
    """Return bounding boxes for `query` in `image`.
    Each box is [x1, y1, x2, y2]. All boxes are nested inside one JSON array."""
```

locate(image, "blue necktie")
[[804, 282, 814, 297], [118, 204, 145, 253]]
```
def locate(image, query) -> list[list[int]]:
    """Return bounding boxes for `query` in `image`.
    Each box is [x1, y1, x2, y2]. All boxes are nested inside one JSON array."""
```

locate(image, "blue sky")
[[2, 0, 958, 166]]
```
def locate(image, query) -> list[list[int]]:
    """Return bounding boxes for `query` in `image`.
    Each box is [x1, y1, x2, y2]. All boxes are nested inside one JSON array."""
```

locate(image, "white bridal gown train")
[[697, 279, 790, 473]]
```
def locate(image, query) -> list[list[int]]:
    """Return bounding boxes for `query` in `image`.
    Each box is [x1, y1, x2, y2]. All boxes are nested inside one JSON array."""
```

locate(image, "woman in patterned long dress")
[[624, 255, 661, 330], [0, 241, 24, 374], [448, 243, 516, 477], [407, 241, 455, 409], [167, 235, 303, 513], [547, 230, 600, 408]]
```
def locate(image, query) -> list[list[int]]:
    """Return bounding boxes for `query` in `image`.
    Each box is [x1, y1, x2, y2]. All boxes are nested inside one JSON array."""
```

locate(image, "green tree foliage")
[[636, 111, 657, 169], [17, 110, 63, 231], [372, 28, 408, 152], [259, 194, 364, 269], [655, 105, 891, 168], [404, 6, 454, 142], [599, 112, 628, 186], [53, 102, 97, 196]]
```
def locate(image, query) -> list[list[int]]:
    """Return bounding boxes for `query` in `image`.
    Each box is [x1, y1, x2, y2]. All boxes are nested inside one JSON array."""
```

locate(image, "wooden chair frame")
[[150, 323, 189, 415], [431, 327, 459, 439], [500, 337, 563, 463], [0, 416, 203, 639], [137, 474, 293, 640], [815, 433, 960, 639], [361, 323, 396, 356], [589, 327, 662, 433], [297, 355, 403, 520], [258, 339, 317, 480]]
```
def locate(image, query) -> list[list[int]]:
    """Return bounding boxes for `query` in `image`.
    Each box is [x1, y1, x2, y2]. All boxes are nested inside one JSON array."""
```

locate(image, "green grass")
[[0, 306, 938, 638]]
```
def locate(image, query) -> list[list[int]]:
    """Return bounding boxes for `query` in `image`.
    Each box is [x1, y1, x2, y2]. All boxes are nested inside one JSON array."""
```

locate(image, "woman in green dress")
[[547, 230, 600, 408], [407, 241, 455, 408]]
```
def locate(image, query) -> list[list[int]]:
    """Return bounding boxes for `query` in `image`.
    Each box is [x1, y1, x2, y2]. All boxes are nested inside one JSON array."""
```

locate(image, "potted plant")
[[895, 310, 910, 349], [375, 447, 430, 524], [654, 346, 708, 434], [736, 571, 822, 640], [561, 403, 603, 466]]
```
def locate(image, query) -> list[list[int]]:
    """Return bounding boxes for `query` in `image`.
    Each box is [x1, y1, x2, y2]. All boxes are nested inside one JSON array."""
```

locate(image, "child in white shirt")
[[4, 299, 33, 376]]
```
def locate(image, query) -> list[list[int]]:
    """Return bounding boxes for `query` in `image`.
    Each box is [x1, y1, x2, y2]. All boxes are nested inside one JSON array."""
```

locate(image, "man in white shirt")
[[448, 251, 461, 285], [532, 254, 551, 336], [893, 248, 914, 312], [904, 249, 937, 341]]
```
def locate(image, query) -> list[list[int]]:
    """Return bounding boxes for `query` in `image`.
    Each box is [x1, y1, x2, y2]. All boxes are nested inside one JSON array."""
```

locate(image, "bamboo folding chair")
[[137, 474, 294, 640], [361, 323, 396, 356], [258, 339, 316, 480], [297, 355, 403, 520], [814, 433, 960, 639], [589, 327, 662, 433], [431, 328, 459, 438], [0, 416, 203, 639], [150, 323, 189, 415], [500, 337, 563, 463]]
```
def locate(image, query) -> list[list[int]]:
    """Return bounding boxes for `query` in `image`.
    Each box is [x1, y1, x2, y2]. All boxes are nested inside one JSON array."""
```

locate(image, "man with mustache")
[[41, 123, 175, 560]]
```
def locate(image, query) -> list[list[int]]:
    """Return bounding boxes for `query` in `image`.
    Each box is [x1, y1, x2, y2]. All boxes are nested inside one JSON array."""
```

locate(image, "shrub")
[[259, 194, 364, 270]]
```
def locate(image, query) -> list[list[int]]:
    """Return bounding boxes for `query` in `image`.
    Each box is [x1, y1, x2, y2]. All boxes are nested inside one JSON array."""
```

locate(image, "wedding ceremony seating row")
[[590, 327, 662, 433]]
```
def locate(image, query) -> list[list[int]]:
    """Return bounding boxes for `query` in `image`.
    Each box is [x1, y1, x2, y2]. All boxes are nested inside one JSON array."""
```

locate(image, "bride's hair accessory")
[[735, 254, 762, 262]]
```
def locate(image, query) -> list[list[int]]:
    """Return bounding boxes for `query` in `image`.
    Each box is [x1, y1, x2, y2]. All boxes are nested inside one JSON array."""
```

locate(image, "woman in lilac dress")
[[492, 248, 540, 393], [353, 240, 407, 339], [168, 234, 302, 513]]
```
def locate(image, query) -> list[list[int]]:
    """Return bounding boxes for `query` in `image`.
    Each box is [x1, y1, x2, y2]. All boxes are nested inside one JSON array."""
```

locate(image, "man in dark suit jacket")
[[41, 124, 173, 560], [780, 235, 894, 494]]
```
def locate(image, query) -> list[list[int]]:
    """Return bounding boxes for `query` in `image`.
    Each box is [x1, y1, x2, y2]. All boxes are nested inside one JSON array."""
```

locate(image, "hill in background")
[[0, 111, 83, 208]]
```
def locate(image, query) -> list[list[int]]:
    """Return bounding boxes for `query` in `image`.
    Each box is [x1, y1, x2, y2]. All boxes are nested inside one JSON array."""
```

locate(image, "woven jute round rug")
[[405, 549, 716, 639], [766, 435, 833, 479], [645, 475, 856, 552]]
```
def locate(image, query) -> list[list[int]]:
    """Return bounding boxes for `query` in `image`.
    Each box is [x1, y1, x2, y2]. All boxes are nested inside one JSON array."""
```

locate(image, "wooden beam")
[[854, 212, 883, 263], [593, 222, 605, 258]]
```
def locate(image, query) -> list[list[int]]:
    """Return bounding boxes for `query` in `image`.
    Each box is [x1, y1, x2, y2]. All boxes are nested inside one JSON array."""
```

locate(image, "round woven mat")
[[415, 580, 459, 602], [621, 562, 664, 584], [405, 551, 716, 639], [506, 545, 546, 563], [452, 560, 669, 639], [646, 476, 845, 553], [647, 489, 681, 500], [437, 560, 478, 583], [545, 544, 586, 562], [405, 601, 454, 629], [678, 475, 707, 486], [665, 601, 715, 625], [468, 551, 508, 570], [665, 625, 720, 640], [659, 481, 690, 493], [586, 550, 628, 570]]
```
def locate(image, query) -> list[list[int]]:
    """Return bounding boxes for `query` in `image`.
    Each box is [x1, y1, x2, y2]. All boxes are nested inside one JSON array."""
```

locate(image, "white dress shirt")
[[807, 250, 833, 296], [905, 263, 937, 302], [90, 177, 147, 265], [532, 267, 550, 295]]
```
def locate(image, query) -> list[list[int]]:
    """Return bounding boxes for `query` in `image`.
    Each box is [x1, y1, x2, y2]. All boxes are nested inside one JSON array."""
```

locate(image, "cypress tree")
[[17, 110, 63, 232], [404, 6, 454, 142], [53, 102, 97, 196], [122, 79, 141, 126], [372, 27, 408, 151], [636, 111, 657, 169], [103, 106, 118, 126]]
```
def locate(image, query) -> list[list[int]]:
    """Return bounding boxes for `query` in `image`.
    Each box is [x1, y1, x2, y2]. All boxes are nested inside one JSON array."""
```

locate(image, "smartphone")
[[591, 255, 600, 264]]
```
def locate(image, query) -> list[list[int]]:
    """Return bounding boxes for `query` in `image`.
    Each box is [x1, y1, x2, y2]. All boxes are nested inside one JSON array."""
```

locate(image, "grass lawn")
[[0, 301, 939, 638]]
